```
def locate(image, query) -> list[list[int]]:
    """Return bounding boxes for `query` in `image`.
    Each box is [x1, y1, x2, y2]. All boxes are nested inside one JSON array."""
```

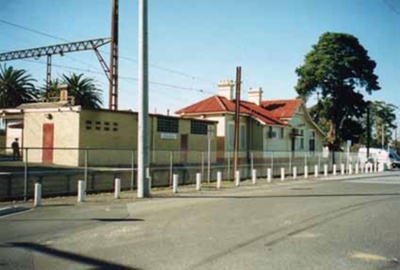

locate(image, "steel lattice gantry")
[[0, 38, 113, 103]]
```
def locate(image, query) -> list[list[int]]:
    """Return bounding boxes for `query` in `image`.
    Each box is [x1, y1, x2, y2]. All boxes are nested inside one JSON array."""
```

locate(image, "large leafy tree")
[[295, 32, 380, 149], [367, 101, 397, 147], [0, 65, 38, 108], [39, 73, 103, 109]]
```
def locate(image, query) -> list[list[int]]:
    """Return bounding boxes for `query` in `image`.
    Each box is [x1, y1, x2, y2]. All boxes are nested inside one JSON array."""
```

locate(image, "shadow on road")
[[5, 242, 141, 270], [0, 218, 144, 223]]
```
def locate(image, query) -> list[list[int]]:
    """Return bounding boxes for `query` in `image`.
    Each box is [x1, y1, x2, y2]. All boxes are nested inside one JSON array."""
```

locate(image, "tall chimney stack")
[[218, 80, 235, 100], [248, 87, 263, 106], [59, 84, 69, 102]]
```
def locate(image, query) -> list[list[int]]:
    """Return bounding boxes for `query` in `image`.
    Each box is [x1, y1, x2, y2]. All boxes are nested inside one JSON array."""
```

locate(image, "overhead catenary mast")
[[109, 0, 119, 110]]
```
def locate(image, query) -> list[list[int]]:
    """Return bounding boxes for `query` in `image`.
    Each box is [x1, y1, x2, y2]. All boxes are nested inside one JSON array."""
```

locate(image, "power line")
[[0, 18, 217, 86], [0, 18, 70, 42], [22, 59, 213, 94], [382, 0, 400, 15]]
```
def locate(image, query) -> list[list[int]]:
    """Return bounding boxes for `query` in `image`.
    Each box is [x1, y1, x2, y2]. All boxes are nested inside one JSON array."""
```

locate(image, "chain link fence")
[[0, 147, 375, 201]]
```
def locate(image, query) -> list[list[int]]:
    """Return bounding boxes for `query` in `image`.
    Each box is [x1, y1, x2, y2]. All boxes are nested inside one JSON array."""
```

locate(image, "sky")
[[0, 0, 399, 120]]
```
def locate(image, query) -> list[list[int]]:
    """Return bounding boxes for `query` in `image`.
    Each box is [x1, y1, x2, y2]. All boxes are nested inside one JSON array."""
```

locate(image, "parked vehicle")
[[389, 151, 400, 169], [358, 147, 400, 169]]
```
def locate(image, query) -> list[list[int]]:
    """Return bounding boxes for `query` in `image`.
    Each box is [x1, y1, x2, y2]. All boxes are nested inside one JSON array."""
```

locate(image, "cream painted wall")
[[78, 110, 137, 166], [150, 117, 217, 164], [23, 111, 80, 166]]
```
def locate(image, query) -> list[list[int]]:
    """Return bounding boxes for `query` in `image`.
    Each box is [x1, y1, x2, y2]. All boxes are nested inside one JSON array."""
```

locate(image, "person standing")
[[12, 138, 20, 160]]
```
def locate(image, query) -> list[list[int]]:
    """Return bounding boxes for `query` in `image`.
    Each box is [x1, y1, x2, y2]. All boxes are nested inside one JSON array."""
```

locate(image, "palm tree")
[[38, 78, 63, 102], [0, 65, 37, 108], [62, 73, 103, 109]]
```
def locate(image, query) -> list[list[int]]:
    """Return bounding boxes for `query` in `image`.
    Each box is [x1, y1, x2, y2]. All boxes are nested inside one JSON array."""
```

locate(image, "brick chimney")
[[218, 80, 235, 100], [59, 84, 69, 102], [248, 88, 263, 106]]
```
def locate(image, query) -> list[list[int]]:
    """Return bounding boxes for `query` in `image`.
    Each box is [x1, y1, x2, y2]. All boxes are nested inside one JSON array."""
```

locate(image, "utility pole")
[[137, 0, 150, 198], [233, 66, 241, 176], [109, 0, 119, 110]]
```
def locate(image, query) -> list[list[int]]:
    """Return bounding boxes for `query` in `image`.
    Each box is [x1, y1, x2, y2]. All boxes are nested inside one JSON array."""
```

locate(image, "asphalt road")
[[1, 172, 400, 270]]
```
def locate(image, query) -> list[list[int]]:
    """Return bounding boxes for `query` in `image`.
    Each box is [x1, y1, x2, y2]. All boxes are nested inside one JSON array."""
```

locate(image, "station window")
[[85, 120, 92, 130], [104, 122, 110, 131], [113, 122, 118, 131], [157, 117, 179, 133], [190, 120, 208, 135], [95, 121, 101, 130]]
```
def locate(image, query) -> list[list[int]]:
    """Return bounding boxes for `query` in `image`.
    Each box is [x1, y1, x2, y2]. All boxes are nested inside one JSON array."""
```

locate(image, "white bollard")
[[304, 165, 308, 179], [314, 165, 319, 178], [341, 164, 345, 175], [34, 183, 42, 207], [333, 164, 337, 176], [324, 164, 328, 177], [374, 162, 378, 173], [349, 164, 353, 175], [78, 180, 86, 202], [196, 173, 201, 191], [173, 174, 179, 193], [114, 178, 121, 199], [293, 167, 297, 180], [267, 168, 272, 183], [217, 171, 222, 189], [281, 168, 285, 181], [235, 170, 240, 187], [355, 163, 359, 174], [252, 169, 257, 185]]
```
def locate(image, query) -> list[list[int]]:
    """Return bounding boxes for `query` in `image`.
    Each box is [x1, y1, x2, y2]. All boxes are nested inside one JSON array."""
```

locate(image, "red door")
[[42, 123, 54, 164]]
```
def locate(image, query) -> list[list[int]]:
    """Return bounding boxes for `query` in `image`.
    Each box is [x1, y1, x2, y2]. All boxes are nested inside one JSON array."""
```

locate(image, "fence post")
[[304, 165, 308, 179], [227, 151, 231, 182], [169, 151, 173, 186], [267, 168, 272, 183], [252, 169, 256, 185], [333, 164, 337, 176], [251, 151, 254, 176], [34, 183, 42, 207], [293, 166, 297, 180], [341, 164, 345, 175], [324, 164, 328, 177], [217, 171, 222, 189], [271, 152, 274, 177], [115, 178, 121, 199], [201, 152, 205, 181], [172, 174, 178, 193], [196, 173, 201, 191], [314, 165, 319, 178], [84, 149, 88, 183], [77, 180, 86, 202], [281, 167, 285, 181], [207, 145, 211, 186], [235, 170, 240, 187], [131, 150, 135, 191], [24, 148, 28, 202]]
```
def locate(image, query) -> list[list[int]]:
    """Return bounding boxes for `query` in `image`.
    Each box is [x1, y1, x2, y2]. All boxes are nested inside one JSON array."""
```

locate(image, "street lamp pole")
[[137, 0, 150, 198]]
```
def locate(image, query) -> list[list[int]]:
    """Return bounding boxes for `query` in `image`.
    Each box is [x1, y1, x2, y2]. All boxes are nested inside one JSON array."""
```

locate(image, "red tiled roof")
[[175, 95, 287, 126], [261, 99, 302, 119]]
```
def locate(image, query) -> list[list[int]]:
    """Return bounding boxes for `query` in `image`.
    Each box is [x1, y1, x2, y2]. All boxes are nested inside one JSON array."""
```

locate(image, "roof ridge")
[[215, 95, 228, 111]]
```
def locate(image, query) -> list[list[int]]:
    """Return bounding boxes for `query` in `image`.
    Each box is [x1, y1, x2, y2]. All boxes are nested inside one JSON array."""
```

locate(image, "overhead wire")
[[0, 18, 217, 88], [21, 58, 212, 95]]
